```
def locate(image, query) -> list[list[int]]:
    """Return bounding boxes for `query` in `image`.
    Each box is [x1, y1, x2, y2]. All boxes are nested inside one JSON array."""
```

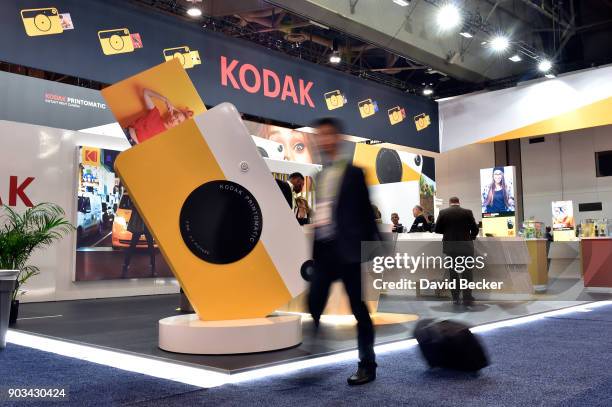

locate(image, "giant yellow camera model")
[[414, 113, 432, 131], [21, 7, 64, 37], [324, 90, 346, 110], [358, 98, 378, 118], [163, 46, 198, 69], [98, 28, 135, 55], [388, 106, 406, 125], [114, 103, 308, 320]]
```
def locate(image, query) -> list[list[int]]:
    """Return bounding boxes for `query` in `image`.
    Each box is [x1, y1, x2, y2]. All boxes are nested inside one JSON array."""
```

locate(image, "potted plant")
[[0, 203, 74, 325]]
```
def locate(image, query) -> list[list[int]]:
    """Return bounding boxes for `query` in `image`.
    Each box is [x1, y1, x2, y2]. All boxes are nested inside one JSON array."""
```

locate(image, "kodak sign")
[[220, 56, 315, 108]]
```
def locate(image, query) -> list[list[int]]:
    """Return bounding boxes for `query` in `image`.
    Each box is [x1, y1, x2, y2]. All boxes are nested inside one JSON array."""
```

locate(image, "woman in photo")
[[294, 197, 312, 226], [482, 167, 515, 214], [257, 125, 316, 164], [126, 89, 193, 144]]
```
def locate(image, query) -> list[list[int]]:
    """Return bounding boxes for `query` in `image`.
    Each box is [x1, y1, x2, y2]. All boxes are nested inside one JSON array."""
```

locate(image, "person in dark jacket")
[[434, 197, 479, 305], [308, 117, 380, 386], [409, 205, 430, 232], [122, 207, 156, 277]]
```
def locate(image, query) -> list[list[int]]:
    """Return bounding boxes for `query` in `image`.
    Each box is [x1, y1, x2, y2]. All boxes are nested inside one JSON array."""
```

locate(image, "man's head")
[[288, 172, 305, 193], [412, 205, 423, 217], [391, 212, 400, 225], [312, 117, 344, 157], [165, 108, 194, 128], [449, 196, 460, 206]]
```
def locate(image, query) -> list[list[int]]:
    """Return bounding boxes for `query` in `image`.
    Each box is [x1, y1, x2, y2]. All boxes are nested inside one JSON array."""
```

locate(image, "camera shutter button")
[[239, 161, 249, 172]]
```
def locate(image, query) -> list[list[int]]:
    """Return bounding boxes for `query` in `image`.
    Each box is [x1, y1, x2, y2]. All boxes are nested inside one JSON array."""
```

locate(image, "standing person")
[[409, 205, 430, 232], [434, 197, 479, 306], [482, 167, 515, 214], [122, 208, 156, 277], [308, 117, 379, 385], [391, 212, 405, 233], [288, 172, 306, 208]]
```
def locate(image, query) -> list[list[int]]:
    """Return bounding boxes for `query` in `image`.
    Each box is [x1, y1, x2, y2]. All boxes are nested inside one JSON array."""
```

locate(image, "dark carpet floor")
[[1, 303, 611, 406]]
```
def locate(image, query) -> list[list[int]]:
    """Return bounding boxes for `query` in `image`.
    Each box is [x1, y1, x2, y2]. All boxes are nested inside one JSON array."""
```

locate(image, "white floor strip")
[[6, 300, 612, 389], [17, 315, 63, 321]]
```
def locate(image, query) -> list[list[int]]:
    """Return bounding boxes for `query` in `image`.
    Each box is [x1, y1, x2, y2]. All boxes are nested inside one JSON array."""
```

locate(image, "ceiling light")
[[393, 0, 410, 6], [490, 35, 510, 52], [508, 54, 522, 62], [329, 51, 341, 64], [459, 31, 473, 38], [538, 59, 553, 72], [437, 4, 462, 31], [459, 24, 475, 38], [423, 88, 434, 96], [186, 7, 202, 17], [545, 73, 556, 79]]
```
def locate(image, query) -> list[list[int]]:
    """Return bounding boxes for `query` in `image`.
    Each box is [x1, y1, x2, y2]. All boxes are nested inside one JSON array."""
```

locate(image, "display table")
[[581, 237, 612, 287], [526, 239, 548, 292]]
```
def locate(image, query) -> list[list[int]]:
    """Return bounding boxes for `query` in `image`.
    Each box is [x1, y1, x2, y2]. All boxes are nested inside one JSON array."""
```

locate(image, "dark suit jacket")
[[314, 164, 380, 264], [434, 205, 479, 256], [409, 214, 430, 232]]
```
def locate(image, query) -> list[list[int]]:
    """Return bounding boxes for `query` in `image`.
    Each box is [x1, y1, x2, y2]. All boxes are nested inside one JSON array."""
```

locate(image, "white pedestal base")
[[159, 314, 302, 354]]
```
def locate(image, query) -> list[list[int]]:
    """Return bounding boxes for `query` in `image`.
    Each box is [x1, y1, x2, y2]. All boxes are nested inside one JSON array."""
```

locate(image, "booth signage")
[[0, 0, 439, 152]]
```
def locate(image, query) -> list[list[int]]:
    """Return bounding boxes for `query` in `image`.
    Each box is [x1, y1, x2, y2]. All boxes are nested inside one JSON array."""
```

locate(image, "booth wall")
[[521, 125, 612, 224], [435, 143, 495, 220], [0, 120, 179, 303]]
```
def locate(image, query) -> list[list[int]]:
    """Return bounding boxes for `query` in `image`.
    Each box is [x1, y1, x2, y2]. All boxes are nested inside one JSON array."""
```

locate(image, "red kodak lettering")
[[263, 69, 280, 98], [220, 56, 240, 89], [9, 176, 35, 207], [281, 75, 298, 104], [299, 79, 314, 108], [239, 64, 261, 94]]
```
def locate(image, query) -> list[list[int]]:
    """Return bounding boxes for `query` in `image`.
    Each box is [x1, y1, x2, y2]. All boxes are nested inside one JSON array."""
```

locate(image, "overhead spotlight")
[[545, 73, 556, 79], [186, 7, 202, 17], [329, 51, 341, 64], [459, 24, 475, 38], [393, 0, 410, 6], [423, 88, 434, 96], [508, 54, 522, 62], [538, 59, 553, 72], [437, 4, 462, 31], [490, 35, 510, 52]]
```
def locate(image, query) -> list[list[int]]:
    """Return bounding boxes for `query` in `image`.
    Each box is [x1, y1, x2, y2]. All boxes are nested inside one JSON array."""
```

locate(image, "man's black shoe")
[[463, 296, 475, 306], [347, 363, 376, 385], [452, 298, 461, 306]]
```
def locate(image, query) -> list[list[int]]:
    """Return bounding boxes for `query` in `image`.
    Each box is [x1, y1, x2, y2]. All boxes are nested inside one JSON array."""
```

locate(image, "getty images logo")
[[220, 56, 315, 108]]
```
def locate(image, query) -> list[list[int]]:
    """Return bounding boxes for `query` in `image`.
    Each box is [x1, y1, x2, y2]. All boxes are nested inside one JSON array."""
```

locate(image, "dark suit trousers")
[[449, 259, 474, 301], [308, 241, 376, 365]]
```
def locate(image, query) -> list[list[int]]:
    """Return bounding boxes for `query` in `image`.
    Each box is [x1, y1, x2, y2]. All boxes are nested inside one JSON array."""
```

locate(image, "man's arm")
[[353, 166, 380, 241], [468, 210, 479, 239], [434, 213, 445, 234], [143, 89, 173, 111]]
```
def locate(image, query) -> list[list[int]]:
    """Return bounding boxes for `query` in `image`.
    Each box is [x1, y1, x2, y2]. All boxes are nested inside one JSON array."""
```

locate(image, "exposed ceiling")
[[132, 0, 612, 99]]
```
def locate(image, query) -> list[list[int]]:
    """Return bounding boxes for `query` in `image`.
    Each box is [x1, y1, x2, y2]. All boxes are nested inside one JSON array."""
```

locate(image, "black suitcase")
[[414, 319, 489, 371]]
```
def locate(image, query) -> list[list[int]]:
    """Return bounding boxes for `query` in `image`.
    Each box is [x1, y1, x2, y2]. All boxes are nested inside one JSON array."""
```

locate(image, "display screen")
[[480, 166, 516, 218], [552, 201, 575, 231]]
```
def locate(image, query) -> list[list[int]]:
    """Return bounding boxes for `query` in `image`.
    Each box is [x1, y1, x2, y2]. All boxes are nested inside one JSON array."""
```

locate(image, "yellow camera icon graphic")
[[414, 113, 432, 131], [324, 90, 346, 110], [98, 28, 135, 55], [388, 106, 406, 125], [163, 46, 200, 69], [21, 7, 64, 37], [358, 98, 378, 118]]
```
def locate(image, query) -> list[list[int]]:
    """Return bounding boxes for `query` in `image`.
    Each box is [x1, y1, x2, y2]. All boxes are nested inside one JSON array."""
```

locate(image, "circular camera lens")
[[376, 148, 402, 184], [110, 34, 125, 50], [180, 180, 263, 264], [34, 14, 52, 31], [414, 154, 422, 167]]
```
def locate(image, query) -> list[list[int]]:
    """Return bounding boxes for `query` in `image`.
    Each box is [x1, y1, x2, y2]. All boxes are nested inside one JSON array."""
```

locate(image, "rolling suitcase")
[[414, 318, 489, 371]]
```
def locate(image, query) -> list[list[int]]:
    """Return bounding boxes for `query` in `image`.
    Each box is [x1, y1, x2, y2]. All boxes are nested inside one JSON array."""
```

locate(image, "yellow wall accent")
[[478, 96, 612, 143], [482, 216, 516, 237]]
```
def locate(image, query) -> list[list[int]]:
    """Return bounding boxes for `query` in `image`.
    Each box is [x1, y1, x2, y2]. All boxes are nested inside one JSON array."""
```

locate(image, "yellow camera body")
[[98, 28, 135, 55], [324, 90, 345, 110], [163, 46, 195, 69], [358, 99, 377, 118], [414, 113, 432, 131], [352, 143, 422, 186], [114, 103, 307, 321], [388, 106, 405, 125], [21, 8, 63, 36], [190, 50, 202, 66]]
